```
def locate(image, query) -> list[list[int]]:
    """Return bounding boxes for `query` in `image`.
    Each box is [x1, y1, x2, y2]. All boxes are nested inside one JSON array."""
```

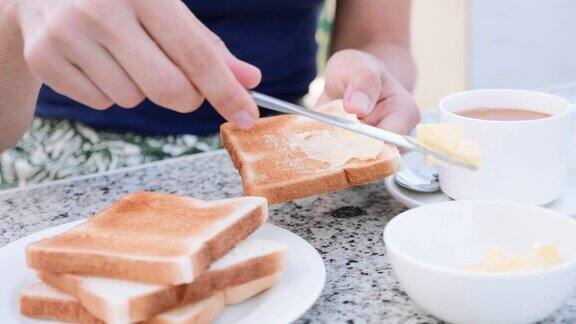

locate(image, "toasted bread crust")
[[224, 273, 281, 304], [130, 286, 185, 321], [26, 193, 268, 285], [37, 249, 286, 322], [147, 293, 225, 324], [221, 119, 400, 204], [240, 154, 400, 204], [27, 248, 183, 284], [190, 202, 268, 277], [22, 272, 281, 324], [38, 271, 182, 322], [181, 250, 286, 303], [20, 290, 103, 324]]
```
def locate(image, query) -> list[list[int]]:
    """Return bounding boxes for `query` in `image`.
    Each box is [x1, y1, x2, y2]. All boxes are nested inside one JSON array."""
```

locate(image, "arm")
[[330, 0, 415, 91], [0, 1, 41, 151], [319, 0, 419, 134], [0, 0, 263, 153]]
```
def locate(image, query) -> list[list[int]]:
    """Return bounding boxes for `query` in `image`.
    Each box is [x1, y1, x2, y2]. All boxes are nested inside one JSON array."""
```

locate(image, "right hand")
[[8, 0, 261, 129]]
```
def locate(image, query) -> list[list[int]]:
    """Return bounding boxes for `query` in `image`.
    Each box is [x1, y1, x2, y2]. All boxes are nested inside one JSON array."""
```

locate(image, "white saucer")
[[0, 221, 326, 324], [385, 152, 576, 216]]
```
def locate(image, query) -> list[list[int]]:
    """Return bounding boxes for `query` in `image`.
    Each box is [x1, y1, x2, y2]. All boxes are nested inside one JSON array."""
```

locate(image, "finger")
[[195, 24, 262, 89], [342, 68, 382, 117], [364, 94, 420, 134], [108, 29, 203, 112], [136, 0, 259, 129], [224, 55, 262, 90], [24, 41, 112, 110], [86, 5, 203, 113], [58, 36, 144, 108]]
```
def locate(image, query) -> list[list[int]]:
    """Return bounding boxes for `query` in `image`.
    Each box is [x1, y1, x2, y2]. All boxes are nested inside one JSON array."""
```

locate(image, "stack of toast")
[[20, 192, 287, 323], [221, 100, 401, 204]]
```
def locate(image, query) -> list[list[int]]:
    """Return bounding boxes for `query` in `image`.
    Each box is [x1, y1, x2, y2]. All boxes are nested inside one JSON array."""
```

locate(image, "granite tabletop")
[[1, 149, 575, 323], [3, 84, 576, 323]]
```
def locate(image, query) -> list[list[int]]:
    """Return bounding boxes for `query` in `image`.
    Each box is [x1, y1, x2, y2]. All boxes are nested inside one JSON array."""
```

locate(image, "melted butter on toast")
[[287, 100, 383, 168]]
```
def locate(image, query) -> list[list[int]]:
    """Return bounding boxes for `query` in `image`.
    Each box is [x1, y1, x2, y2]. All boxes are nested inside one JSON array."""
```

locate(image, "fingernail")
[[233, 111, 255, 130], [349, 91, 372, 115]]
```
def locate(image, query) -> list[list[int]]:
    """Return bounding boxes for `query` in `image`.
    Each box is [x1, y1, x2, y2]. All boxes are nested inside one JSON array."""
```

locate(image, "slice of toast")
[[19, 282, 103, 323], [20, 274, 282, 324], [221, 100, 401, 204], [26, 192, 268, 285], [152, 273, 281, 324], [37, 239, 287, 323], [147, 292, 224, 324]]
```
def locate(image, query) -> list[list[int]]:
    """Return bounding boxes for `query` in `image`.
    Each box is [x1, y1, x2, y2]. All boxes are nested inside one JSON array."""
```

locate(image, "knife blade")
[[250, 91, 477, 170]]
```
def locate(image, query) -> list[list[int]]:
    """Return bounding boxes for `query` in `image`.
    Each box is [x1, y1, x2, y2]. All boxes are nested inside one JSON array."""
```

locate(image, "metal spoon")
[[394, 167, 440, 193]]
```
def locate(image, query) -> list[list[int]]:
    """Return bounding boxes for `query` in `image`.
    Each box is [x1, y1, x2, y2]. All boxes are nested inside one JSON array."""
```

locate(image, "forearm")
[[0, 1, 41, 151], [330, 0, 415, 92]]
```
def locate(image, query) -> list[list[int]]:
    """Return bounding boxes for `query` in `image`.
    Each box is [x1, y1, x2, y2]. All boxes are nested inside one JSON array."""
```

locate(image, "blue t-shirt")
[[36, 1, 322, 135]]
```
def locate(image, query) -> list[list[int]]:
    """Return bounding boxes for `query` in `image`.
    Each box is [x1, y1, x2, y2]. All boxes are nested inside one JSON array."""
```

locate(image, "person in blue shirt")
[[0, 0, 419, 142], [0, 0, 419, 187]]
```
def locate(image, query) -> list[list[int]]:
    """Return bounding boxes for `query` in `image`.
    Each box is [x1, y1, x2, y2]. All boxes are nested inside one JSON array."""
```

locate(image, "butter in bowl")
[[383, 200, 576, 324]]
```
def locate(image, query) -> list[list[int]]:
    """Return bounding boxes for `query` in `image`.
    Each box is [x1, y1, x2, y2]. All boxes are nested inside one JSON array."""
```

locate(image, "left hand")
[[318, 49, 420, 134]]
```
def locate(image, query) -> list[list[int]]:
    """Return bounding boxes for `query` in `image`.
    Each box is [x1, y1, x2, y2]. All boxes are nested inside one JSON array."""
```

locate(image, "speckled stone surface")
[[1, 150, 575, 323]]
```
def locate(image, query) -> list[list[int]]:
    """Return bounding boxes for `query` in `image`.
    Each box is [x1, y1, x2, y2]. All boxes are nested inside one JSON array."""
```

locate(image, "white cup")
[[438, 89, 573, 205]]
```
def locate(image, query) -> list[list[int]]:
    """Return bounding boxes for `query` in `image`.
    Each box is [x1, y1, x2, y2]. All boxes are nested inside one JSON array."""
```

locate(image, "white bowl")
[[383, 201, 576, 324]]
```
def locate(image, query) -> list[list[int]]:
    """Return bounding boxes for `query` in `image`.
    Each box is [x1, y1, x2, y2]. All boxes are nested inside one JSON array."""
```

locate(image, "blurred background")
[[312, 0, 576, 110]]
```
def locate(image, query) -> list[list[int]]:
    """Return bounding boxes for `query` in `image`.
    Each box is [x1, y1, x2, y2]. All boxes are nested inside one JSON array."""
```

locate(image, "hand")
[[318, 49, 420, 134], [9, 0, 260, 129]]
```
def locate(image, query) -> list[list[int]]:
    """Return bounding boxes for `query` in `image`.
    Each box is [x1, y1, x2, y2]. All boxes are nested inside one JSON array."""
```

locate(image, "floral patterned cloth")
[[0, 118, 220, 189]]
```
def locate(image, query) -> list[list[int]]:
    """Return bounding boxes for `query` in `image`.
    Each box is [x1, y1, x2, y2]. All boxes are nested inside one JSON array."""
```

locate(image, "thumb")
[[342, 69, 381, 117]]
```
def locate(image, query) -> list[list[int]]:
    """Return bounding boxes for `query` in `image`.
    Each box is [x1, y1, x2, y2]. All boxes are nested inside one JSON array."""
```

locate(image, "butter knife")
[[250, 91, 476, 170]]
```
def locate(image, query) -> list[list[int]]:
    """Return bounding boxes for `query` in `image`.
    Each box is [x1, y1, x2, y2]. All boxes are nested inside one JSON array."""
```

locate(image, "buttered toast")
[[26, 192, 268, 285], [221, 100, 401, 204]]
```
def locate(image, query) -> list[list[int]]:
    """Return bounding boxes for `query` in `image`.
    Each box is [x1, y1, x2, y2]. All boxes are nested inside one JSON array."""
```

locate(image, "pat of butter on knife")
[[416, 123, 482, 168]]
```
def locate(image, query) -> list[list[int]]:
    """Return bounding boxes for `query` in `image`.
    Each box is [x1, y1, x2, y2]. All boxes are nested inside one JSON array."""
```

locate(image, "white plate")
[[0, 221, 326, 324], [385, 152, 576, 216]]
